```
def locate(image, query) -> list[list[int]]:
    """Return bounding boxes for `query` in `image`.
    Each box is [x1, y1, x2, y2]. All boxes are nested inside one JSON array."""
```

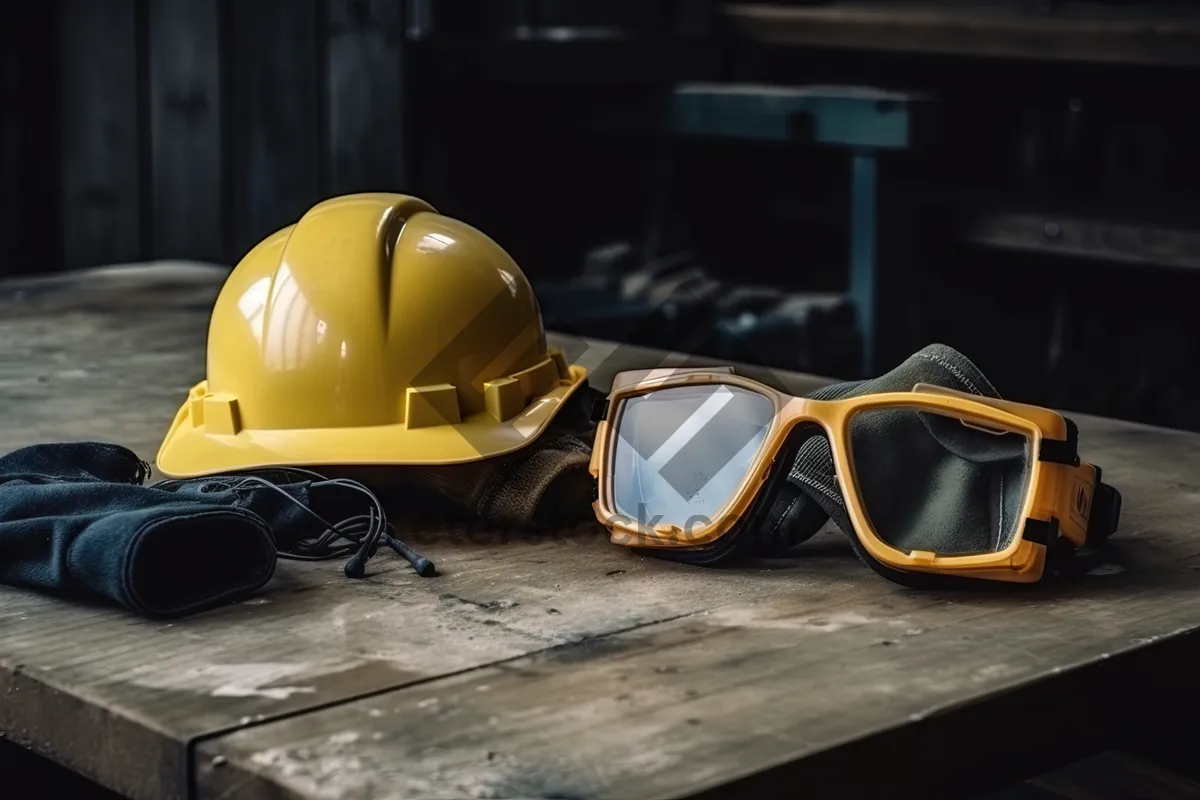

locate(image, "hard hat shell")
[[156, 192, 587, 478]]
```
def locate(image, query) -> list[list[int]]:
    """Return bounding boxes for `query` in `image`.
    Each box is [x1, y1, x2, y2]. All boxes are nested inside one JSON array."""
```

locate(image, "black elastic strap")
[[1028, 468, 1122, 550], [1022, 517, 1057, 547], [1087, 475, 1123, 547], [1023, 468, 1122, 574], [1039, 417, 1080, 466]]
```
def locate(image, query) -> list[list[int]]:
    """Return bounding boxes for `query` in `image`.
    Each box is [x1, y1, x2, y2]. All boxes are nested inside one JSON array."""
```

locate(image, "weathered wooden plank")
[[0, 7, 20, 271], [178, 386, 1200, 798], [58, 0, 142, 269], [195, 457, 1200, 800], [962, 210, 1200, 272], [0, 3, 58, 276], [725, 2, 1200, 67], [148, 0, 224, 262], [228, 0, 321, 262], [326, 0, 408, 195], [0, 263, 829, 799], [3, 264, 1200, 800]]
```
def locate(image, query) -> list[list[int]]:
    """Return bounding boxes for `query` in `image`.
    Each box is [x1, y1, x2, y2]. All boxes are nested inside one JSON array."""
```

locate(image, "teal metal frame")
[[670, 83, 932, 376]]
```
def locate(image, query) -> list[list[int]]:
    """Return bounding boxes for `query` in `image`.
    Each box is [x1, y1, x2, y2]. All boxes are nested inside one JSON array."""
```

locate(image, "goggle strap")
[[1023, 517, 1057, 547], [1024, 472, 1121, 552], [590, 397, 609, 423], [1086, 477, 1123, 547], [1039, 416, 1080, 466]]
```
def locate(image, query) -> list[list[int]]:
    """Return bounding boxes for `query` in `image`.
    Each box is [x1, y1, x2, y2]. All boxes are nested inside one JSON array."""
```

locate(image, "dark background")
[[4, 0, 1200, 431]]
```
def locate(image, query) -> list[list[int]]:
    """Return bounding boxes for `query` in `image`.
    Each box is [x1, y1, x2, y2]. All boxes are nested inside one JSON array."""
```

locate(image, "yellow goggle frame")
[[589, 369, 1102, 583]]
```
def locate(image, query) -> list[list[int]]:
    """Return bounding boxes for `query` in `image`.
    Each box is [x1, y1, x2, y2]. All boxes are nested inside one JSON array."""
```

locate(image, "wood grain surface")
[[0, 263, 825, 799], [0, 264, 1197, 799], [194, 410, 1200, 798]]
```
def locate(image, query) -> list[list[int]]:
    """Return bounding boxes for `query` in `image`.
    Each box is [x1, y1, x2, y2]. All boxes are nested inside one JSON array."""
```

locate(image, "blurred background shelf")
[[3, 0, 1198, 432], [724, 1, 1200, 66]]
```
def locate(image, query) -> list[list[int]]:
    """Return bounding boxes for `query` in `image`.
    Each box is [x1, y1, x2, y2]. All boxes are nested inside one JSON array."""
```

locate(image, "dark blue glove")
[[0, 442, 311, 618]]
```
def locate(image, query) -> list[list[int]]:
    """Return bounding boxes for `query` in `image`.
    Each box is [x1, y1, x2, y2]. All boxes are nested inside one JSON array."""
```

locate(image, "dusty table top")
[[0, 263, 1198, 800]]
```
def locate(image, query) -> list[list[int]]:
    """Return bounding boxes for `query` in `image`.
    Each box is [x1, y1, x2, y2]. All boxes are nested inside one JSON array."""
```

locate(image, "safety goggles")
[[588, 366, 1121, 584]]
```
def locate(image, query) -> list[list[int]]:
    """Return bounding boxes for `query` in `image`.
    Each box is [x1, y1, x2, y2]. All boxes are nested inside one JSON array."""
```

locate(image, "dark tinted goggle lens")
[[847, 405, 1033, 556]]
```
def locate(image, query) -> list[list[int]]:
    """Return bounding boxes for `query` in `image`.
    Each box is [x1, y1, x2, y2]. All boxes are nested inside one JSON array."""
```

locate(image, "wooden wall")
[[1, 4, 61, 275], [2, 0, 411, 276]]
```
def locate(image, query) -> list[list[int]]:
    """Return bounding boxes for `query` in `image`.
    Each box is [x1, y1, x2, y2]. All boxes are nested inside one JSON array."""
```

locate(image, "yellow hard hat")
[[156, 192, 587, 478]]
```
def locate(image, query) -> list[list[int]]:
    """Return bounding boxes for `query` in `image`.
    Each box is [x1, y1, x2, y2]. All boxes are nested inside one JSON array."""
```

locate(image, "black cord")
[[152, 467, 436, 579]]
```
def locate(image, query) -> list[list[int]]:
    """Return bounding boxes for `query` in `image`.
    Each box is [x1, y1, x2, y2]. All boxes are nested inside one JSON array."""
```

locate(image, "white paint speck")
[[250, 748, 364, 796], [708, 607, 878, 632], [214, 683, 315, 701], [125, 662, 337, 701], [367, 709, 383, 718], [417, 697, 439, 709], [328, 731, 360, 746], [972, 663, 1023, 683]]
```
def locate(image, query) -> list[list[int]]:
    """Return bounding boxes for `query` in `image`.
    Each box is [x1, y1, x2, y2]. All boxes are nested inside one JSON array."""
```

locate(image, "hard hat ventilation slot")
[[202, 394, 242, 436], [379, 208, 414, 327], [405, 384, 462, 429], [484, 377, 525, 422], [380, 204, 414, 265], [189, 396, 206, 427], [549, 348, 571, 380], [483, 356, 560, 422]]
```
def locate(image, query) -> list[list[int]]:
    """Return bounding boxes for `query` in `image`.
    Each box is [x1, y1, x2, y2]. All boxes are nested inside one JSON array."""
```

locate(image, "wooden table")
[[1, 263, 1198, 800]]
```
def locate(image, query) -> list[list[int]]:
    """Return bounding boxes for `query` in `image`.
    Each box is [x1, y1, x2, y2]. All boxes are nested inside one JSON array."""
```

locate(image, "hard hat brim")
[[155, 366, 588, 478]]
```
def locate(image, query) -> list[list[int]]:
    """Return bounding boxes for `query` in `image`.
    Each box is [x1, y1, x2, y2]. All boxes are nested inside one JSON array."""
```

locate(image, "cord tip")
[[344, 556, 367, 579], [412, 558, 436, 578]]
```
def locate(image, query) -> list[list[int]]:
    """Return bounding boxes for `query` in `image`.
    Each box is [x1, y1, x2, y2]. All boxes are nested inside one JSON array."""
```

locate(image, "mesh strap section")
[[776, 344, 1004, 547]]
